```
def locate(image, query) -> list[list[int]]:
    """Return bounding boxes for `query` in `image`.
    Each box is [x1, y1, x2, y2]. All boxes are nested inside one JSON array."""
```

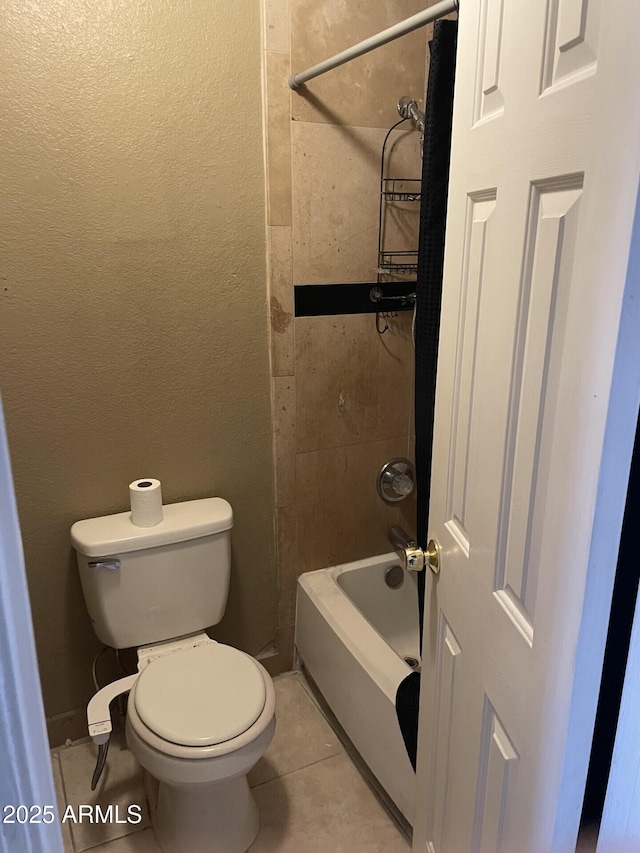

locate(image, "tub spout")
[[389, 525, 416, 554], [389, 526, 425, 572]]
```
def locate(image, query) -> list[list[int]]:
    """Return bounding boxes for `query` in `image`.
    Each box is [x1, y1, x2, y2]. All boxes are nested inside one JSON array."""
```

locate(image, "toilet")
[[71, 497, 276, 853]]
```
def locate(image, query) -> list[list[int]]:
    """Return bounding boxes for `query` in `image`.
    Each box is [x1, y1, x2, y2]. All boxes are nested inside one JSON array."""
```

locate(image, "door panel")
[[472, 699, 518, 853], [541, 0, 599, 92], [430, 621, 462, 852], [445, 192, 497, 557], [474, 0, 505, 123], [496, 178, 583, 640]]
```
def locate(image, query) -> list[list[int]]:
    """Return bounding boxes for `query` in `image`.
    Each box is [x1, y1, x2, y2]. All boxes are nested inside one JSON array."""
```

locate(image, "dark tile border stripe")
[[294, 281, 416, 317]]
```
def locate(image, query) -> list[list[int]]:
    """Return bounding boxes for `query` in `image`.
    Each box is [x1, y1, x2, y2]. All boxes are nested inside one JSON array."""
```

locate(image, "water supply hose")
[[86, 672, 138, 792], [90, 735, 110, 791]]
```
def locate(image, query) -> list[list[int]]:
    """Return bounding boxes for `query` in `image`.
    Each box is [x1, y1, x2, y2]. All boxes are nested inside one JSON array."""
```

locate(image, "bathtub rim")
[[296, 552, 415, 702]]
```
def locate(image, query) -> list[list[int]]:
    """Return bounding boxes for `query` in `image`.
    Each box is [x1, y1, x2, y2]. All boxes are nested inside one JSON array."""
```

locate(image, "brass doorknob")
[[426, 539, 440, 575]]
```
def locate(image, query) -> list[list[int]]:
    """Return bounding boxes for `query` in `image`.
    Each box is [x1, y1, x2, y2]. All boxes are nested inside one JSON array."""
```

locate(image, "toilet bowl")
[[71, 497, 276, 853], [125, 637, 276, 853]]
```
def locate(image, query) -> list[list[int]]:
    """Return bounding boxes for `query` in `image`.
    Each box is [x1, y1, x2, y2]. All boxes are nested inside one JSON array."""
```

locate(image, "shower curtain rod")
[[288, 0, 459, 90]]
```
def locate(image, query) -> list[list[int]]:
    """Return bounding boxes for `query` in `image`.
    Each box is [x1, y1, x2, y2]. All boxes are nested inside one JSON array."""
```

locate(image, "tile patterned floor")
[[51, 672, 411, 852]]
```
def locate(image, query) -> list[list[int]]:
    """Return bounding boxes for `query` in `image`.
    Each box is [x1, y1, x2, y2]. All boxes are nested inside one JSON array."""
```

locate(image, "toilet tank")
[[71, 498, 233, 649]]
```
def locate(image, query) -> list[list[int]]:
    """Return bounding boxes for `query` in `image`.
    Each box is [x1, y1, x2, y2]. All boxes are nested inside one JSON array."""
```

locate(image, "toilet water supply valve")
[[87, 674, 138, 790]]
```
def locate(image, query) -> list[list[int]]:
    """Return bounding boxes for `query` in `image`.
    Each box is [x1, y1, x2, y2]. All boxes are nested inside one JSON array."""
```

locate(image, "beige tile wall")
[[262, 0, 427, 670]]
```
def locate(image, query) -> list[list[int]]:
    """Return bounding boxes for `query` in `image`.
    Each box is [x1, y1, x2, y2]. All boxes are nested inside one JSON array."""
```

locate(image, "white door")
[[412, 2, 640, 852]]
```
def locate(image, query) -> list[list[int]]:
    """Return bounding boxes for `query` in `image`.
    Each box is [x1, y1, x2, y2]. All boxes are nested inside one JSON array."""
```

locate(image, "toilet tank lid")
[[71, 497, 233, 557]]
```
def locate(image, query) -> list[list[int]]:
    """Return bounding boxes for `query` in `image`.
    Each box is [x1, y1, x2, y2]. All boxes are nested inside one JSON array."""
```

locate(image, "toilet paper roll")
[[129, 478, 163, 528]]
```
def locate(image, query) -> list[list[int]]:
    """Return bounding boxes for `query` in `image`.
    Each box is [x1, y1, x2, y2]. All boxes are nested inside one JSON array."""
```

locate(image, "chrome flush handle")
[[87, 559, 121, 571]]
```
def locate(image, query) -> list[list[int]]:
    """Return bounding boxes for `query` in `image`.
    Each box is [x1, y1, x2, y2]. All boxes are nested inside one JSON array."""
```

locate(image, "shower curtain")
[[395, 17, 458, 772]]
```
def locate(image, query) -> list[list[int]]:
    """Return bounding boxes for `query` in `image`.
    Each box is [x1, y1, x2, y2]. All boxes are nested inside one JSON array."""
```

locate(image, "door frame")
[[593, 193, 640, 853], [0, 396, 63, 853], [597, 590, 640, 852]]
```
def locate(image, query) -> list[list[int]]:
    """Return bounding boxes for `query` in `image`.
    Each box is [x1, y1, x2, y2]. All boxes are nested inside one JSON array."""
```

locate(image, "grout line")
[[250, 670, 345, 789], [52, 736, 92, 752], [294, 433, 414, 456], [290, 116, 424, 135], [51, 753, 76, 853], [78, 826, 149, 853], [297, 667, 413, 840], [52, 753, 72, 834], [55, 733, 144, 853], [250, 751, 345, 792], [273, 669, 298, 681]]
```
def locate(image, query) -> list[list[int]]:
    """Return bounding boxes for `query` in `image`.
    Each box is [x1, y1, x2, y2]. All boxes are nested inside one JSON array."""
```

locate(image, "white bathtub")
[[295, 553, 420, 825]]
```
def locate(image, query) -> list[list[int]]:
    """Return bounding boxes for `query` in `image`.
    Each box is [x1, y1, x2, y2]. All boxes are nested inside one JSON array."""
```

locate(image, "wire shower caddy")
[[374, 119, 421, 333]]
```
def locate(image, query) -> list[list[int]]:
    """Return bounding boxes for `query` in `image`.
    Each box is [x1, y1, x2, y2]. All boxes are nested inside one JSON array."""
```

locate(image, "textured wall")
[[0, 0, 275, 740]]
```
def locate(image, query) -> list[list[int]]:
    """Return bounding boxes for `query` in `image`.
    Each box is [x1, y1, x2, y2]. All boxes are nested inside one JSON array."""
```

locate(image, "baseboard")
[[46, 707, 89, 749], [256, 647, 281, 677], [256, 624, 296, 677]]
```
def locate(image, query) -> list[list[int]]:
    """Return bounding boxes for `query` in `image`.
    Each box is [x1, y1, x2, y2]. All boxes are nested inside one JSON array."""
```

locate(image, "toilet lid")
[[133, 644, 266, 747]]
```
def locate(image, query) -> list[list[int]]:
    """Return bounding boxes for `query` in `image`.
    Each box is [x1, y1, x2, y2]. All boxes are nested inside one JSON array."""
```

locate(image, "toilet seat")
[[126, 655, 276, 763], [134, 644, 266, 747]]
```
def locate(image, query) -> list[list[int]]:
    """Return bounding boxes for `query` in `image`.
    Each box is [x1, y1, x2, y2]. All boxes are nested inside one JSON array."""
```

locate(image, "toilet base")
[[153, 774, 260, 853]]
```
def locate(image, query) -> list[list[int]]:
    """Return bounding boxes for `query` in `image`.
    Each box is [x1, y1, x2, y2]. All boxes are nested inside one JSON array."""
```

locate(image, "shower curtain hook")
[[376, 312, 389, 335]]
